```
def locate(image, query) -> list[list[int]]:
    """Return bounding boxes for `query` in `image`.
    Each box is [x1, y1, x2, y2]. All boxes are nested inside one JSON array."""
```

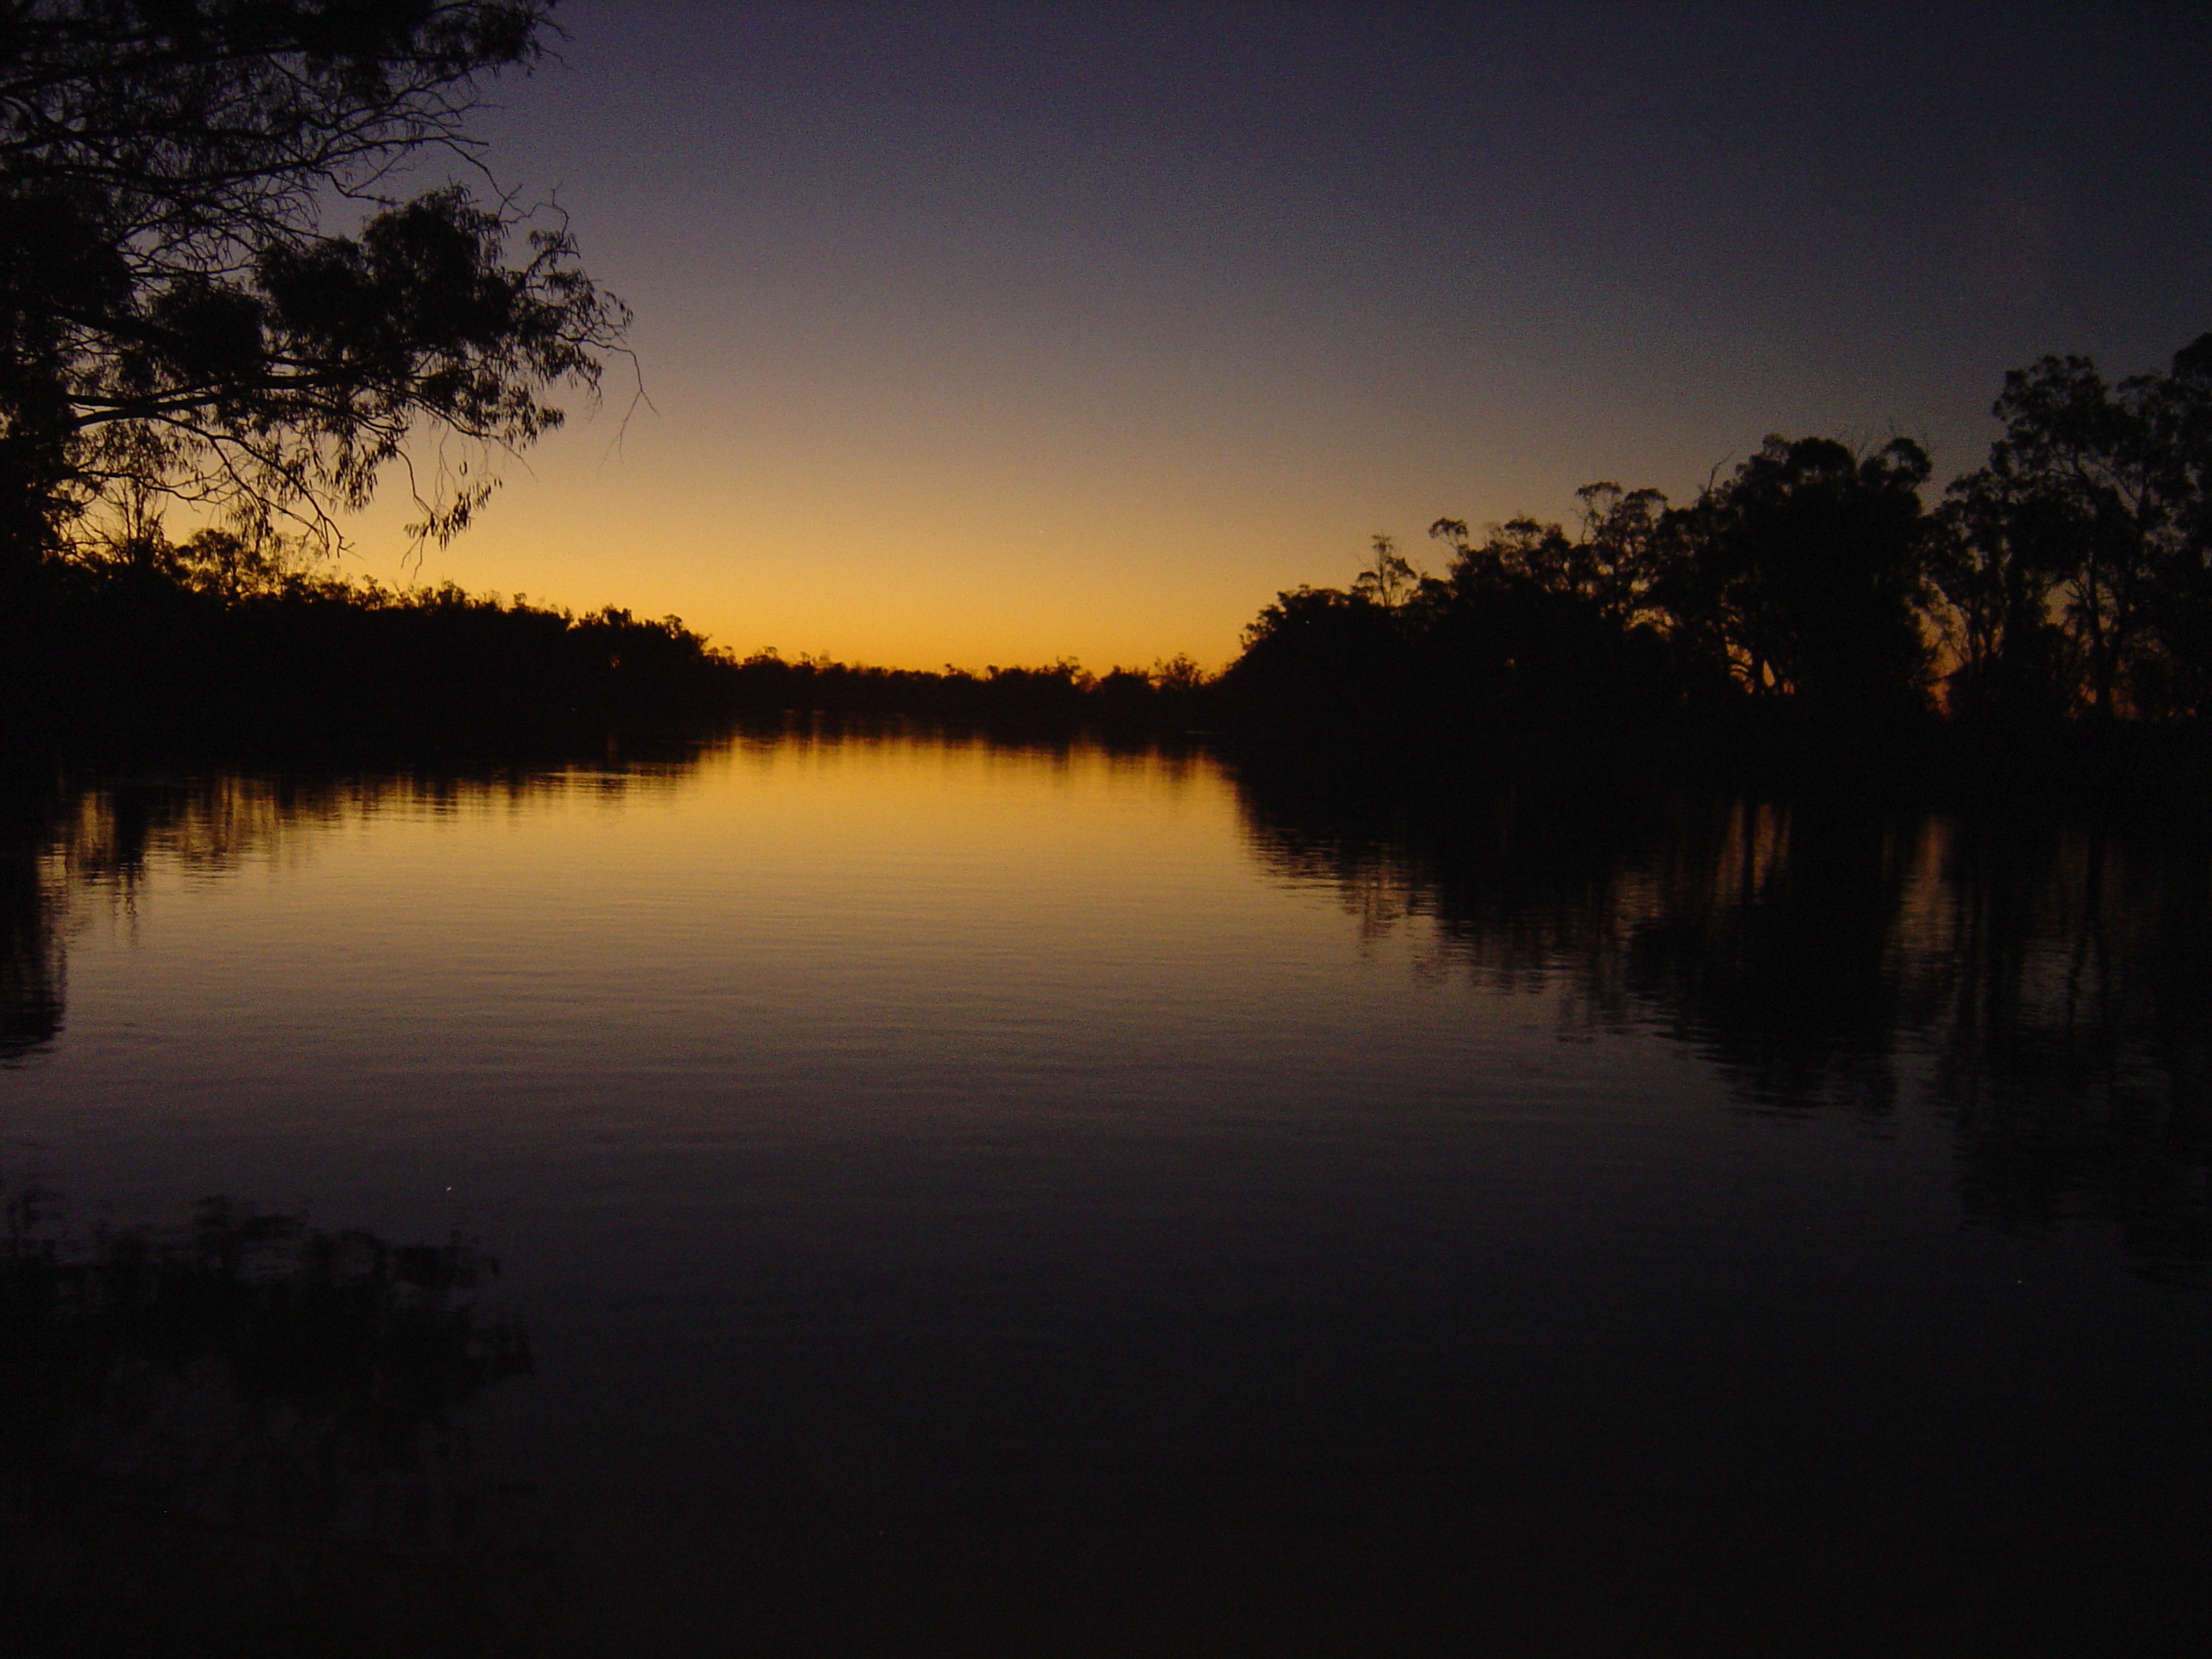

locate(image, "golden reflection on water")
[[3, 733, 2211, 1655], [6, 731, 2208, 1282], [33, 732, 1231, 952]]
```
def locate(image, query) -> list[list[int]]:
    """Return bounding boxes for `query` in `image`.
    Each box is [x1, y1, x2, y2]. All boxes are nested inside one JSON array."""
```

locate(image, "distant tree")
[[1150, 653, 1208, 696], [1429, 514, 1575, 591], [1930, 457, 2080, 725], [0, 0, 625, 575], [1569, 480, 1671, 623], [1658, 436, 1937, 720], [1421, 501, 1684, 730], [1427, 485, 1671, 628], [1222, 583, 1410, 729], [1940, 337, 2212, 720], [1222, 342, 2212, 742], [2146, 335, 2212, 716], [1351, 532, 1423, 610]]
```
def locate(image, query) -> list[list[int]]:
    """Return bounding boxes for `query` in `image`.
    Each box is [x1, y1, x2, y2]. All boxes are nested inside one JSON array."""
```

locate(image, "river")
[[3, 728, 2206, 1656]]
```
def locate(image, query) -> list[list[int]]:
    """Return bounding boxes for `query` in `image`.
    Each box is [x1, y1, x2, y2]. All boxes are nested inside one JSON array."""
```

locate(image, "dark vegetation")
[[1223, 336, 2212, 766], [0, 0, 620, 571], [0, 536, 1217, 753], [6, 549, 739, 749], [0, 0, 1208, 754], [715, 647, 1211, 729], [16, 334, 2212, 769], [0, 0, 626, 754]]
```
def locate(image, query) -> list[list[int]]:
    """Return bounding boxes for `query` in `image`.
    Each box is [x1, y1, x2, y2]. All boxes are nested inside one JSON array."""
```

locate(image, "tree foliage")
[[1939, 339, 2212, 720], [0, 0, 626, 571], [1658, 435, 1936, 717], [1227, 337, 2212, 736]]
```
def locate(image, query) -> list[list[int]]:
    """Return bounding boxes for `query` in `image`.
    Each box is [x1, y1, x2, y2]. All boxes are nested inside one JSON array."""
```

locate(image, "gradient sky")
[[352, 1, 2212, 671]]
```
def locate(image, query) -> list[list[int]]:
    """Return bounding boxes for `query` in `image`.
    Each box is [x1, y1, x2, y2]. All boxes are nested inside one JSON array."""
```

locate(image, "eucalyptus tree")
[[0, 0, 626, 574], [1657, 436, 1938, 720], [1940, 336, 2212, 720]]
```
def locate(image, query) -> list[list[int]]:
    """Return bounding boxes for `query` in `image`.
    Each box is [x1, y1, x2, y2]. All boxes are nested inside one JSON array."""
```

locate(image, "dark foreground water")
[[2, 731, 2207, 1657]]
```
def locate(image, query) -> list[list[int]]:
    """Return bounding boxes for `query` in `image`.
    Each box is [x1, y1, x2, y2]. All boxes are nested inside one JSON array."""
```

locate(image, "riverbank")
[[10, 561, 2209, 821]]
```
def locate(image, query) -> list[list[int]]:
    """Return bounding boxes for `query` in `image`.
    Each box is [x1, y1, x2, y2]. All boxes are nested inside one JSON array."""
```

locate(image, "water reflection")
[[0, 722, 1201, 1065], [0, 1185, 542, 1657], [0, 735, 725, 1062], [5, 737, 2211, 1650], [1234, 765, 2212, 1279], [5, 742, 2209, 1286], [0, 783, 61, 1059]]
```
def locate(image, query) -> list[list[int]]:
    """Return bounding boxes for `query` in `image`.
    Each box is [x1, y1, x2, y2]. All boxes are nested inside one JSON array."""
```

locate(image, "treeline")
[[1220, 336, 2212, 742], [15, 334, 2210, 762], [1, 543, 742, 749], [0, 537, 1211, 753], [722, 650, 1208, 728]]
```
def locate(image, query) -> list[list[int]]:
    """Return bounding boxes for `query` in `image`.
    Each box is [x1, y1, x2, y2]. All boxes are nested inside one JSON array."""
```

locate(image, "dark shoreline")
[[11, 715, 2209, 850], [8, 564, 2209, 823]]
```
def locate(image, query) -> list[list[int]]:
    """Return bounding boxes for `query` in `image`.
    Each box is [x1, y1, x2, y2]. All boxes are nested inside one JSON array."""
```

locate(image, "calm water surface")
[[3, 731, 2207, 1656]]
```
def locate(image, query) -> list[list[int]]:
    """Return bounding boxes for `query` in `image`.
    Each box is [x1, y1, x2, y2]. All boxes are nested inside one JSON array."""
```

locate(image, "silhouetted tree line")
[[0, 1184, 552, 1658], [0, 537, 1218, 750], [1235, 763, 2212, 1282], [1222, 335, 2212, 743], [19, 329, 2212, 760], [3, 535, 753, 748], [722, 649, 1211, 731], [16, 4, 2199, 771]]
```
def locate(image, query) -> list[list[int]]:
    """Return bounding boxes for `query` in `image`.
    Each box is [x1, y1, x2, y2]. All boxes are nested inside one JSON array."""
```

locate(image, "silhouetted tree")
[[1350, 532, 1423, 610], [0, 0, 623, 573], [1939, 336, 2212, 721], [1431, 481, 1671, 626], [1221, 439, 1953, 743], [1421, 508, 1685, 731], [2144, 336, 2212, 717], [1220, 583, 1413, 731], [1656, 436, 1938, 722], [1929, 465, 2080, 726]]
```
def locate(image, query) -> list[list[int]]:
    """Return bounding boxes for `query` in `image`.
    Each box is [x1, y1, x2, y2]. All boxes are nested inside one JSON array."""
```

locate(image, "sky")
[[353, 1, 2212, 671]]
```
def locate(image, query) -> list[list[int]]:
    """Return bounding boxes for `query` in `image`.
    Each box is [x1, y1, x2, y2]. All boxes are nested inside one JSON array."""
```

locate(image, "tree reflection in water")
[[0, 741, 713, 1064], [0, 778, 63, 1059], [3, 752, 2209, 1650], [7, 756, 2209, 1284], [0, 1185, 545, 1659], [1235, 764, 2212, 1282]]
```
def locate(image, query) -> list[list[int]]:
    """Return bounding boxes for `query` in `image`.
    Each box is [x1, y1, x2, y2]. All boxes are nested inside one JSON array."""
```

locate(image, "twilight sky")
[[363, 1, 2212, 671]]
